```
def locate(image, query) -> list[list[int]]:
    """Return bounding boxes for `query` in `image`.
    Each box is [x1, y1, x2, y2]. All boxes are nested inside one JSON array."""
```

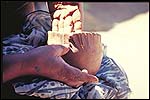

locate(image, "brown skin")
[[3, 45, 98, 88], [63, 32, 103, 75], [3, 2, 99, 88], [47, 32, 103, 75]]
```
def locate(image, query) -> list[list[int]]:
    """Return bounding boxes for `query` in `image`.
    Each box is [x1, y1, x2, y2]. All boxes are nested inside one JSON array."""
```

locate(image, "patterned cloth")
[[71, 56, 131, 99], [2, 10, 131, 99], [13, 79, 81, 99]]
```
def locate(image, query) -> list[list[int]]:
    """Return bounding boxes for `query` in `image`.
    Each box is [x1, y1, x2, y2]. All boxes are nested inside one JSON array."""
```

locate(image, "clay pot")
[[47, 31, 103, 75]]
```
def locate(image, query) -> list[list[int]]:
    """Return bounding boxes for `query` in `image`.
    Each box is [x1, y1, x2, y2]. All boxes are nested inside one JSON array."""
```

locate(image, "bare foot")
[[63, 32, 103, 75]]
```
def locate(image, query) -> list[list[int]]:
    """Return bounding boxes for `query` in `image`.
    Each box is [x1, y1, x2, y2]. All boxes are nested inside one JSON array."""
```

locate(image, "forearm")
[[2, 53, 36, 82], [2, 47, 66, 83], [3, 54, 23, 82], [2, 48, 73, 84], [2, 51, 48, 83]]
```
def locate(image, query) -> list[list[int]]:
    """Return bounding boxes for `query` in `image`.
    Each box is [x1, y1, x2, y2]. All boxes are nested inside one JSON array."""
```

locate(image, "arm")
[[3, 45, 98, 87], [3, 53, 28, 83]]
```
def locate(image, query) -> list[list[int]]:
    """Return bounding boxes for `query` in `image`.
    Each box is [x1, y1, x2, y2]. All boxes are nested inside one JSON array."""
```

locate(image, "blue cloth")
[[2, 10, 131, 99], [71, 56, 131, 99]]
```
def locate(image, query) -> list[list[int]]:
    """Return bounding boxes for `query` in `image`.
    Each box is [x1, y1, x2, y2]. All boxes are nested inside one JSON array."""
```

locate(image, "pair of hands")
[[25, 45, 98, 88]]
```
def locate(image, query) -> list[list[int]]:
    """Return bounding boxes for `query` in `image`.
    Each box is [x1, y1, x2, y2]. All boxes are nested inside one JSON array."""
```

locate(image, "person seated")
[[2, 1, 131, 99]]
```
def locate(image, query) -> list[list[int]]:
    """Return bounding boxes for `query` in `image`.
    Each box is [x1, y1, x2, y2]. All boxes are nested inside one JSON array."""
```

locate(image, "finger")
[[84, 73, 99, 83], [84, 33, 90, 48], [68, 37, 79, 53], [92, 33, 97, 46], [81, 33, 87, 49], [96, 33, 101, 44], [52, 19, 59, 32], [78, 70, 99, 83], [87, 33, 94, 49], [71, 34, 82, 50], [78, 33, 84, 50], [94, 33, 101, 49], [87, 75, 99, 83]]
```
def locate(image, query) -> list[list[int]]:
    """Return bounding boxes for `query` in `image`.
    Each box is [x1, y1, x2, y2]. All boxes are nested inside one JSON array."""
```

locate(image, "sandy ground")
[[99, 12, 149, 99], [82, 3, 149, 99]]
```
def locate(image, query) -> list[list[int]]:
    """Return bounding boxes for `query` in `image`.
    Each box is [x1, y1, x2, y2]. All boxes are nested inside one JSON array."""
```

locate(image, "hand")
[[63, 32, 103, 75], [49, 2, 82, 33], [23, 45, 99, 87], [3, 45, 98, 87]]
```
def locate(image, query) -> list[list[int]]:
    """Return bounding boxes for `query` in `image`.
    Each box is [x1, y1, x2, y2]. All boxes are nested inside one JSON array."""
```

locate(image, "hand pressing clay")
[[47, 31, 103, 75]]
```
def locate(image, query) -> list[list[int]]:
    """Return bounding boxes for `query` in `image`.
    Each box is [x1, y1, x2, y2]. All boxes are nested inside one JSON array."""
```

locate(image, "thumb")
[[87, 74, 99, 83], [81, 69, 99, 83]]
